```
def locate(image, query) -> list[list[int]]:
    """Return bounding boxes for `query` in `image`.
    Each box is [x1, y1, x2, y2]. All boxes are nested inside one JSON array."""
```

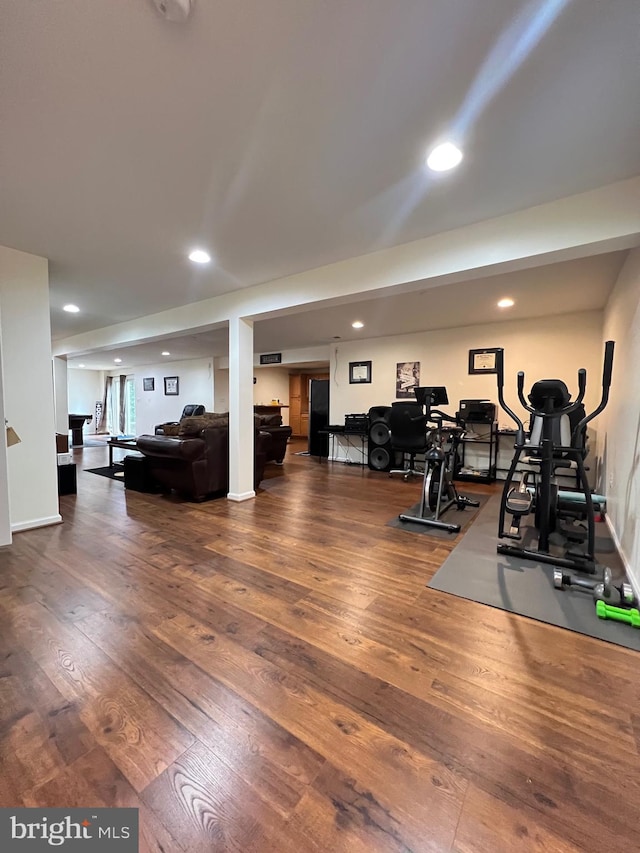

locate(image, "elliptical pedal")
[[505, 489, 533, 515]]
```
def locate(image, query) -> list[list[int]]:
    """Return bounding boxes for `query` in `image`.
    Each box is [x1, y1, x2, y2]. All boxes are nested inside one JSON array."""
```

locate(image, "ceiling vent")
[[152, 0, 192, 23]]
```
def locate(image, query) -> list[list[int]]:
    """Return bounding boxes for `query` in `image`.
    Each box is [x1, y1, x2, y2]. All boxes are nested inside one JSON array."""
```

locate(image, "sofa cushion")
[[158, 423, 181, 436], [259, 413, 283, 427], [179, 413, 228, 435], [137, 435, 205, 461]]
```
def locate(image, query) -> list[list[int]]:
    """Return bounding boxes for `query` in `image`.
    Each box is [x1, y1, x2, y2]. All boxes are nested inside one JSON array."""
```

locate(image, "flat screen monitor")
[[414, 386, 448, 406]]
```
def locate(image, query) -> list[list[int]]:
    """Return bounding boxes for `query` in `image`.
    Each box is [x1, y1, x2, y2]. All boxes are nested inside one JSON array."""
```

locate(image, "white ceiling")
[[1, 0, 639, 359], [66, 252, 625, 370]]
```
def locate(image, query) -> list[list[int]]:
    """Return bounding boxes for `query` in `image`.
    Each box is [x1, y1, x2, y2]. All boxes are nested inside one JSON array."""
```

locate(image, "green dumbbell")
[[595, 600, 640, 627]]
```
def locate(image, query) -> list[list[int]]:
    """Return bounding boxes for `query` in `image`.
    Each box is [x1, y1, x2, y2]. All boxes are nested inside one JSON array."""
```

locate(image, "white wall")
[[328, 311, 604, 469], [67, 367, 104, 436], [253, 367, 291, 426], [214, 367, 229, 414], [214, 366, 292, 425], [127, 357, 214, 436], [600, 248, 640, 592], [0, 246, 60, 532], [52, 356, 69, 435], [329, 310, 604, 422]]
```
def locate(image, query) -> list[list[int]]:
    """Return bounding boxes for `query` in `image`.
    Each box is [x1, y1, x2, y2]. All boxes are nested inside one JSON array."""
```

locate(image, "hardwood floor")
[[1, 439, 638, 851]]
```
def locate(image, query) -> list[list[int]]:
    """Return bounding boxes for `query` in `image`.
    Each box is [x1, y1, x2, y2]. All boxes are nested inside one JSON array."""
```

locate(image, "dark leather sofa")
[[136, 423, 271, 501]]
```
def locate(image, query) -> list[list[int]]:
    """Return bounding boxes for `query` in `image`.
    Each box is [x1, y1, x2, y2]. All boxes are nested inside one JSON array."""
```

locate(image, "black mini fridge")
[[308, 379, 329, 458]]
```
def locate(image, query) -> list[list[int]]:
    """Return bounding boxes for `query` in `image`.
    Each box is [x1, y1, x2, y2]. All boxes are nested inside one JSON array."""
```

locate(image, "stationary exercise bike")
[[398, 387, 479, 533], [495, 341, 614, 575]]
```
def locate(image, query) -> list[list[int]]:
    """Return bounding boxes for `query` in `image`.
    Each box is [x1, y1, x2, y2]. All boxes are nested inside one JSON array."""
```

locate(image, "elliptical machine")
[[494, 341, 614, 575], [398, 387, 479, 533]]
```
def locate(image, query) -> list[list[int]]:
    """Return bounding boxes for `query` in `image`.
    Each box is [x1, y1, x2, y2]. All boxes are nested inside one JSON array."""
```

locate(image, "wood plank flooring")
[[1, 439, 638, 852]]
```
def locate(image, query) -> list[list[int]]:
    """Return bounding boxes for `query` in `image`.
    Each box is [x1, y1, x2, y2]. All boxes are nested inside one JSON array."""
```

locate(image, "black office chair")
[[155, 404, 205, 435], [388, 401, 429, 479]]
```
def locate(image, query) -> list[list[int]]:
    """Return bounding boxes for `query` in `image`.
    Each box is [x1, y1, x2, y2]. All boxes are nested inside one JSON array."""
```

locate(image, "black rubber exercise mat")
[[428, 494, 640, 651]]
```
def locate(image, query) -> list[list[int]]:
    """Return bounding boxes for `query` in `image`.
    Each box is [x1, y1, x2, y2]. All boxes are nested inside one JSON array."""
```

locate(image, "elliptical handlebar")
[[575, 369, 587, 406], [516, 372, 528, 409], [495, 348, 526, 445], [513, 370, 589, 420], [573, 340, 615, 441], [496, 341, 615, 447]]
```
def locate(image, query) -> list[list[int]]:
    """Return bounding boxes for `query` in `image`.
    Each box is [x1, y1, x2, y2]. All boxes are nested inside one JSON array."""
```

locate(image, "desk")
[[320, 428, 368, 467]]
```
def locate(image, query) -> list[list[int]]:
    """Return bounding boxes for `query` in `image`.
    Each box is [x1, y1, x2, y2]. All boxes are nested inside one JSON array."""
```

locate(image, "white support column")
[[227, 316, 255, 502], [0, 246, 60, 532], [52, 356, 69, 436]]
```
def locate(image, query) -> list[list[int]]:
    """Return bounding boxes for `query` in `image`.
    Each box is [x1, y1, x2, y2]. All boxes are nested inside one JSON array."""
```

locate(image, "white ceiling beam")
[[53, 175, 640, 359]]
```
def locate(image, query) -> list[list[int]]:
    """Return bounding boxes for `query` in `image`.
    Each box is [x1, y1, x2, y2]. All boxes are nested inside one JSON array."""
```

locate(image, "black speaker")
[[367, 406, 394, 471]]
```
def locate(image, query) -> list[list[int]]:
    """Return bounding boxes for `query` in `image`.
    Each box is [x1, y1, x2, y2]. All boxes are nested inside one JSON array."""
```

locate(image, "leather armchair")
[[254, 414, 292, 463], [262, 425, 292, 463], [136, 426, 271, 501], [155, 404, 206, 435]]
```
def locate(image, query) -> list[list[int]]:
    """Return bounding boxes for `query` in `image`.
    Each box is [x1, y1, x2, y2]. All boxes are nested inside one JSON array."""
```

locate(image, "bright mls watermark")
[[0, 808, 138, 850]]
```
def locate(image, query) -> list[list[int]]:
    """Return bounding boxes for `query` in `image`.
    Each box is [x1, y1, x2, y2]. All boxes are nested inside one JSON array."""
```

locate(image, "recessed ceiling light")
[[497, 298, 515, 308], [114, 358, 122, 363], [63, 304, 80, 313], [78, 364, 85, 368], [426, 142, 463, 172], [188, 249, 211, 264], [161, 351, 170, 356], [352, 321, 364, 329]]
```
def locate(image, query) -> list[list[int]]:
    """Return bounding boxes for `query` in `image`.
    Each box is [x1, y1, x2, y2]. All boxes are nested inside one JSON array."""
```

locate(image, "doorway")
[[288, 372, 329, 437]]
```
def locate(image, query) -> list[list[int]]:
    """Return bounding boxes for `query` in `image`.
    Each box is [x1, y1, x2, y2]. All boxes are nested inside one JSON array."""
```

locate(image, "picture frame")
[[349, 360, 372, 384], [468, 347, 501, 375], [396, 361, 420, 398], [143, 377, 155, 391], [164, 376, 179, 396]]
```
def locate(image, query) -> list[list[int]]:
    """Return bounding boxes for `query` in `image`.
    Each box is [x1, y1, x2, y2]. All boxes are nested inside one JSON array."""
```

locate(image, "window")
[[106, 375, 136, 436]]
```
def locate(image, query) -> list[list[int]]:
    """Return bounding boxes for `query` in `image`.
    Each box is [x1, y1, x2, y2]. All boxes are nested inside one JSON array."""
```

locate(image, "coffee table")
[[107, 437, 138, 467]]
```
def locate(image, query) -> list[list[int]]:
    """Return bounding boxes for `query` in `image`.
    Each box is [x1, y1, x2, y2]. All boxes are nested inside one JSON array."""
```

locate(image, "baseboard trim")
[[604, 514, 639, 599], [12, 514, 63, 533], [227, 490, 256, 502]]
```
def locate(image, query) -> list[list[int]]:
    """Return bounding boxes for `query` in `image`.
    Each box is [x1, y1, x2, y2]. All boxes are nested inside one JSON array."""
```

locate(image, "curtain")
[[118, 374, 126, 434], [97, 376, 112, 433]]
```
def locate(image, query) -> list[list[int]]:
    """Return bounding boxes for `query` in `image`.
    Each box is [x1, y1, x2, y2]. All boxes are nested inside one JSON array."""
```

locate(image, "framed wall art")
[[164, 376, 179, 396], [396, 361, 420, 398], [143, 377, 155, 391], [468, 348, 501, 375], [349, 360, 372, 384]]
